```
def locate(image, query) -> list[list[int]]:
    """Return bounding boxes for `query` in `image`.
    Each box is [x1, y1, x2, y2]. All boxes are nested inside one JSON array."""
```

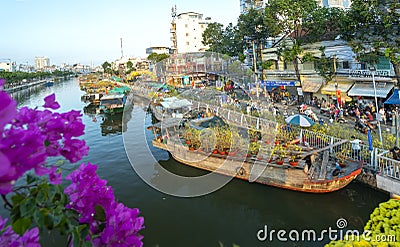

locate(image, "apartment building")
[[171, 12, 212, 54], [34, 56, 50, 70]]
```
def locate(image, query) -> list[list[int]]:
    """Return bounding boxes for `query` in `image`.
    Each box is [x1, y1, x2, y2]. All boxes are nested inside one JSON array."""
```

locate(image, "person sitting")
[[332, 162, 343, 177], [390, 146, 400, 161]]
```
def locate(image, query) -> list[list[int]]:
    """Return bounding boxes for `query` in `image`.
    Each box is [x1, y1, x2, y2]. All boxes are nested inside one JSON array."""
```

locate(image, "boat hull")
[[153, 140, 362, 193]]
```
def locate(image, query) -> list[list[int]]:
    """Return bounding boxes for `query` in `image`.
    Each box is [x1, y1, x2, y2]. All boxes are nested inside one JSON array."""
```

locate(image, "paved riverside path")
[[4, 79, 48, 93]]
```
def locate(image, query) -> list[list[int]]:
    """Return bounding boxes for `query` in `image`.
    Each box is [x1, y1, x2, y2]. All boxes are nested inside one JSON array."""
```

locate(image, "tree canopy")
[[341, 0, 400, 84]]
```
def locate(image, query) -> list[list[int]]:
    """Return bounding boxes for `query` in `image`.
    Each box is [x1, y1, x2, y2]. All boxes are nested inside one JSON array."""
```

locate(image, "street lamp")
[[370, 67, 383, 147]]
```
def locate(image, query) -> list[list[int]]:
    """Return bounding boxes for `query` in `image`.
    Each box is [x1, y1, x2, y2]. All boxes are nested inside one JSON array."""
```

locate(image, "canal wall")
[[4, 79, 47, 93]]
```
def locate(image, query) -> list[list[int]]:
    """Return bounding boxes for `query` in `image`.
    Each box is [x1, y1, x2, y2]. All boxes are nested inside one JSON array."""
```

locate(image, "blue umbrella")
[[285, 114, 315, 127], [367, 128, 373, 151]]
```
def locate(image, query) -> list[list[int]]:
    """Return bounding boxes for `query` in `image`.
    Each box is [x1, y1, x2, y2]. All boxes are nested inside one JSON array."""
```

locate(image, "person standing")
[[350, 135, 363, 160], [379, 108, 386, 125]]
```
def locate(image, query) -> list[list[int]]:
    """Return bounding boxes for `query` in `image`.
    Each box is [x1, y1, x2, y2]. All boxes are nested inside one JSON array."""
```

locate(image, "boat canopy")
[[160, 98, 192, 110], [109, 86, 131, 94], [101, 94, 125, 100]]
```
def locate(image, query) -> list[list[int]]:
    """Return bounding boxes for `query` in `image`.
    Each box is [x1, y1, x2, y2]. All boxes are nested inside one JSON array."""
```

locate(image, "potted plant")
[[248, 141, 261, 157], [336, 148, 349, 167], [273, 144, 286, 165], [289, 155, 299, 167]]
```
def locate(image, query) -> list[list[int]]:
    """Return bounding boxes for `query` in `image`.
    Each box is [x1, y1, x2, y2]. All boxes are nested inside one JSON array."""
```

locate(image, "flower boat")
[[150, 116, 363, 193]]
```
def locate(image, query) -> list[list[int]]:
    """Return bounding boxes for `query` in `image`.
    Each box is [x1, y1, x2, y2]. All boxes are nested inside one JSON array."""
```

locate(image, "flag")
[[368, 128, 373, 151]]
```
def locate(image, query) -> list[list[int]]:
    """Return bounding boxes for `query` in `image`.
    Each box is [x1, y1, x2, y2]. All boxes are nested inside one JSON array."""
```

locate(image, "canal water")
[[11, 78, 389, 247]]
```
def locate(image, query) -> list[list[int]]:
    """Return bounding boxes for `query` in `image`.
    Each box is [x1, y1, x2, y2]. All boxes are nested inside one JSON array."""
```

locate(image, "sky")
[[1, 0, 241, 67]]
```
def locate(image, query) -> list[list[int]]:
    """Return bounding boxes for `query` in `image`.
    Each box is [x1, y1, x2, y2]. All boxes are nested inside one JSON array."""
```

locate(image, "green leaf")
[[33, 208, 45, 230], [12, 217, 31, 235], [94, 204, 106, 222], [11, 194, 24, 205], [20, 198, 35, 217], [26, 173, 37, 184]]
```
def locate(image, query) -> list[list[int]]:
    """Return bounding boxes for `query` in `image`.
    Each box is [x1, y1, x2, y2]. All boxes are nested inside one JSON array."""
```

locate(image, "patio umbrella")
[[285, 114, 315, 127]]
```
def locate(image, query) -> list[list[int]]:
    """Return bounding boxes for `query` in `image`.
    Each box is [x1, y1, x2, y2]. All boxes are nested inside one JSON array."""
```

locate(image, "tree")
[[341, 0, 400, 85], [202, 22, 225, 53], [202, 23, 245, 60], [237, 7, 277, 74], [101, 61, 112, 74], [266, 0, 344, 85], [147, 53, 170, 64]]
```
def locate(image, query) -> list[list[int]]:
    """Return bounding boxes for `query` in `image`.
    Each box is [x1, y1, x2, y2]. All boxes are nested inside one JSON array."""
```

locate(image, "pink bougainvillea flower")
[[0, 91, 17, 130], [43, 93, 60, 110]]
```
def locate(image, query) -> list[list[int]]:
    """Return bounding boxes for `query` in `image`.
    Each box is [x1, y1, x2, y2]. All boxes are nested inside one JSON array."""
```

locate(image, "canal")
[[11, 78, 389, 247]]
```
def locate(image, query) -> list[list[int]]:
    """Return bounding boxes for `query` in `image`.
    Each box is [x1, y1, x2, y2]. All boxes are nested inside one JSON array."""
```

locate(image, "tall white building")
[[34, 56, 50, 70], [173, 12, 212, 54]]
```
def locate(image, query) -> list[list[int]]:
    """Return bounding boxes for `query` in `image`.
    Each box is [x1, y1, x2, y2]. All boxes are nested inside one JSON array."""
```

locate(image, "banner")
[[260, 81, 298, 87]]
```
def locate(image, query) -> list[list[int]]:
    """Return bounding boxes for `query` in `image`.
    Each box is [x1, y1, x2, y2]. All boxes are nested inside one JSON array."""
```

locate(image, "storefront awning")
[[301, 80, 322, 93], [321, 82, 354, 95], [347, 82, 394, 98], [384, 89, 400, 104]]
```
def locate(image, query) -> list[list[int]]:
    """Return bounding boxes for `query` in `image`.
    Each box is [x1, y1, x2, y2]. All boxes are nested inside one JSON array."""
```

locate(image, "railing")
[[376, 149, 400, 179]]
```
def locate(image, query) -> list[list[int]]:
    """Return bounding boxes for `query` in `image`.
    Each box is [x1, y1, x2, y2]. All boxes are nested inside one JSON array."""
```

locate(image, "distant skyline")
[[1, 0, 240, 67]]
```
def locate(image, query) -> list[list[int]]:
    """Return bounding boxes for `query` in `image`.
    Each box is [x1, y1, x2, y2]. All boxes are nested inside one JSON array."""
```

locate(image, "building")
[[146, 46, 171, 55], [0, 61, 17, 72], [112, 57, 150, 72], [171, 11, 212, 54], [240, 0, 267, 14], [318, 0, 351, 9], [261, 38, 396, 103], [34, 56, 50, 70], [240, 0, 351, 15]]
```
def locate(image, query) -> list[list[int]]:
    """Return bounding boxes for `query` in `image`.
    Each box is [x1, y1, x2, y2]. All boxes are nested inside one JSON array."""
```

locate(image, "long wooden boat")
[[152, 139, 363, 193]]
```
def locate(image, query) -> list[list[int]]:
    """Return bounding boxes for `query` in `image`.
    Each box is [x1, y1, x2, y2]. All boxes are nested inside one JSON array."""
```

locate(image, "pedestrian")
[[379, 108, 386, 124], [350, 135, 363, 160]]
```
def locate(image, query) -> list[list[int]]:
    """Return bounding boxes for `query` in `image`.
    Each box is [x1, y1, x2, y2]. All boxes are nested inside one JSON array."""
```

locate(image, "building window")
[[186, 42, 189, 46], [186, 33, 189, 36], [201, 25, 204, 28], [342, 61, 349, 69], [185, 24, 188, 28]]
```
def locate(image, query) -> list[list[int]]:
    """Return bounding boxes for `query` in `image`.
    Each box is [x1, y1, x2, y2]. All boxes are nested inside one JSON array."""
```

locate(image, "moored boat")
[[150, 115, 363, 193], [99, 94, 126, 114]]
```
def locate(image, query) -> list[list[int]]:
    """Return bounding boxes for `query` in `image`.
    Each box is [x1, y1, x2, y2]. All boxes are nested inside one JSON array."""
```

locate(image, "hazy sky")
[[1, 0, 240, 66]]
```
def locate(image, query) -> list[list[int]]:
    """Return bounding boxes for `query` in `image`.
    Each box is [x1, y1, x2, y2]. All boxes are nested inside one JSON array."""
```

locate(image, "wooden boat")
[[99, 94, 126, 114], [150, 116, 363, 193], [45, 79, 54, 87], [150, 96, 192, 121], [81, 93, 104, 105], [152, 140, 362, 193]]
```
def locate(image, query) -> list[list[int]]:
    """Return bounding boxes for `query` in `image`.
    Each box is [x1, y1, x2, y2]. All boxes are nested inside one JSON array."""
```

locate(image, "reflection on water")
[[82, 100, 133, 136]]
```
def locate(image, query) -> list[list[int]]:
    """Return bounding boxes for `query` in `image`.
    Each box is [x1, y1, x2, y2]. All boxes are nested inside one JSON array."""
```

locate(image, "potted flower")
[[289, 155, 299, 167], [336, 149, 349, 167], [273, 144, 286, 165]]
